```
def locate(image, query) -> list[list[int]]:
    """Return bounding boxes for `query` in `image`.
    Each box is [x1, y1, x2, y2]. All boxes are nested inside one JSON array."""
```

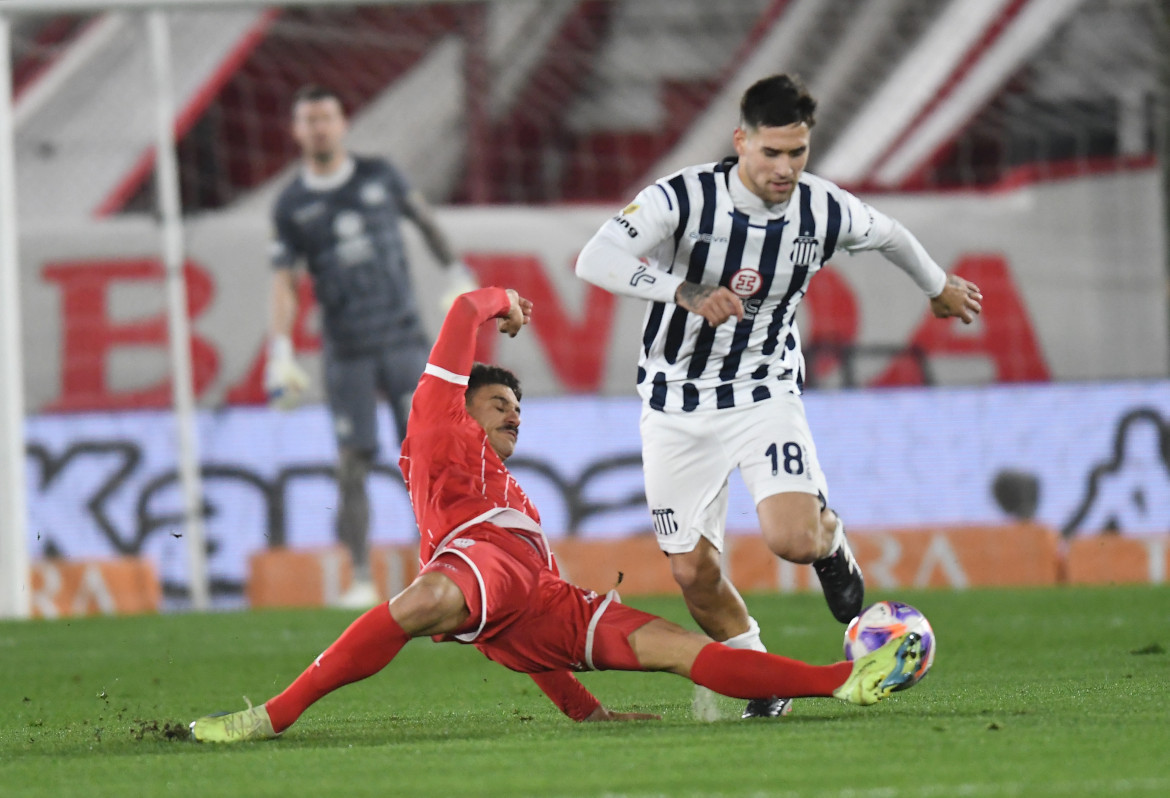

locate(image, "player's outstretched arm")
[[529, 671, 661, 723], [929, 274, 983, 324]]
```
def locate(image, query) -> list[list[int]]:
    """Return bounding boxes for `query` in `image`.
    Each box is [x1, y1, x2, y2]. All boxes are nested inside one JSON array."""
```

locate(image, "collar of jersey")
[[301, 155, 356, 192], [728, 162, 791, 220]]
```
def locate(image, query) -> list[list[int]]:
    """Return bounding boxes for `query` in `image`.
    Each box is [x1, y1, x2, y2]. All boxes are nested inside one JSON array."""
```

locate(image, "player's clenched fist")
[[265, 334, 311, 410], [497, 288, 533, 337], [929, 274, 983, 324], [675, 282, 745, 327]]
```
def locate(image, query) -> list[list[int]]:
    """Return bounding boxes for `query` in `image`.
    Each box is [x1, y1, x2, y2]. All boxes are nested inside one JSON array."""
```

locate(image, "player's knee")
[[389, 574, 467, 636], [669, 549, 724, 595], [761, 515, 823, 563]]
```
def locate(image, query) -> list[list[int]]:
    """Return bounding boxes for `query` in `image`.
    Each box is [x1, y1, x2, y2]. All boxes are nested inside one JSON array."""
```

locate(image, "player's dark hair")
[[739, 74, 816, 130], [292, 84, 345, 115], [467, 363, 523, 403]]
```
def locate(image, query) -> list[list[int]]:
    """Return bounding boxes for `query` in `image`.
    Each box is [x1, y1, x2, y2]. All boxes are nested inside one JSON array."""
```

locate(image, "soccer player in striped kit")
[[576, 74, 982, 718]]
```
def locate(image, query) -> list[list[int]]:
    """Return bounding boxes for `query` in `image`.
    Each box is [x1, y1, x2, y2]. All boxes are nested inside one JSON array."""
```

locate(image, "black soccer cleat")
[[742, 696, 793, 718], [812, 525, 864, 624]]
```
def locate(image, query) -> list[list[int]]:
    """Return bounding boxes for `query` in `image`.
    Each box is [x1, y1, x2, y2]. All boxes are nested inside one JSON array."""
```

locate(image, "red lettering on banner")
[[871, 254, 1050, 386], [42, 259, 219, 411], [225, 276, 322, 404], [465, 254, 617, 391]]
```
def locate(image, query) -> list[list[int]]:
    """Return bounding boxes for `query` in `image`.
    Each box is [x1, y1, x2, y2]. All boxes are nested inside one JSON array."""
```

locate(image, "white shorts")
[[640, 392, 828, 554]]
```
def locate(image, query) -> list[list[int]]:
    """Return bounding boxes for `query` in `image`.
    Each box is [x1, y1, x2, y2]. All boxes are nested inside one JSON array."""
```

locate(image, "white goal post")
[[1, 0, 484, 618]]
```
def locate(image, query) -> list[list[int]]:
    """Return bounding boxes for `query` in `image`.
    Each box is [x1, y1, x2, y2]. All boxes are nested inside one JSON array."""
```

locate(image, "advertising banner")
[[25, 379, 1170, 602], [16, 170, 1168, 413]]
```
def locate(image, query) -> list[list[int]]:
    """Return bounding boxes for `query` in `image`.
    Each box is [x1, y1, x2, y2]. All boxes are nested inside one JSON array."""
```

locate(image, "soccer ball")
[[843, 600, 935, 690]]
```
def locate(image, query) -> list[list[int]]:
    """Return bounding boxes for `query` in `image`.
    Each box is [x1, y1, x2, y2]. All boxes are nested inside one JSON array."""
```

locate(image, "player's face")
[[733, 122, 811, 206], [466, 384, 521, 460], [291, 97, 348, 165]]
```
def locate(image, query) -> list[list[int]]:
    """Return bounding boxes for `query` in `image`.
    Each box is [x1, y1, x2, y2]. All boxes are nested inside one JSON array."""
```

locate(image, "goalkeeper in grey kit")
[[264, 84, 475, 608]]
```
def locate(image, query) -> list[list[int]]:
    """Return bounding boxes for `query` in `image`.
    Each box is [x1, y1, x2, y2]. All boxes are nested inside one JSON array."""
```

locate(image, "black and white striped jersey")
[[577, 157, 946, 413]]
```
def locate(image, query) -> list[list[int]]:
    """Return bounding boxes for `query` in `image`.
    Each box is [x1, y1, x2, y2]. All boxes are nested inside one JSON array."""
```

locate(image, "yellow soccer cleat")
[[833, 632, 923, 706], [189, 698, 279, 743]]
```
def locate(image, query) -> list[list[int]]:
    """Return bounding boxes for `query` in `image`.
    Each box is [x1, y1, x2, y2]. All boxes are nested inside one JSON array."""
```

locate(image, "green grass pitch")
[[2, 585, 1168, 797]]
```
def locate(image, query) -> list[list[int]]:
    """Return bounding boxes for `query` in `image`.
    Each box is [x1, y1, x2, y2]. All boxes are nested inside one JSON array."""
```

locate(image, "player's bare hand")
[[498, 288, 533, 337], [930, 274, 982, 324], [675, 282, 744, 327], [581, 705, 662, 722]]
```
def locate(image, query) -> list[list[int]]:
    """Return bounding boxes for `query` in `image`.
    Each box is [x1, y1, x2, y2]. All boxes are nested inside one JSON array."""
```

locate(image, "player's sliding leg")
[[622, 617, 921, 707], [831, 632, 924, 706], [190, 573, 469, 743]]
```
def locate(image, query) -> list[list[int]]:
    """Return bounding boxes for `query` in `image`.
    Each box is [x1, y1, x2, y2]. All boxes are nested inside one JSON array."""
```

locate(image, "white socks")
[[721, 615, 766, 653]]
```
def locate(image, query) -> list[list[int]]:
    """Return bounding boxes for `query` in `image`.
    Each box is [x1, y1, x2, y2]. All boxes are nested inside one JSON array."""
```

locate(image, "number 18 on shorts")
[[639, 393, 828, 554]]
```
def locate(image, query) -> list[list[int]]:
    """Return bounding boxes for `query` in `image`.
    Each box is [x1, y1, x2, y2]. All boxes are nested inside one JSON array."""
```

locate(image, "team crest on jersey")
[[360, 181, 388, 206], [620, 202, 639, 216], [791, 235, 820, 266], [450, 538, 476, 549], [728, 268, 763, 298], [333, 210, 365, 239]]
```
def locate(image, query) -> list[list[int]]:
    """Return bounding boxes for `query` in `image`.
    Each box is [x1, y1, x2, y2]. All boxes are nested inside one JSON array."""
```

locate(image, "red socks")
[[690, 642, 853, 699], [265, 603, 409, 733]]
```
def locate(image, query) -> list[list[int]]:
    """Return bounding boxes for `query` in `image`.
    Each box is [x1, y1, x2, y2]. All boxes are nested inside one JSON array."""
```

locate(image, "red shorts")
[[419, 524, 656, 674]]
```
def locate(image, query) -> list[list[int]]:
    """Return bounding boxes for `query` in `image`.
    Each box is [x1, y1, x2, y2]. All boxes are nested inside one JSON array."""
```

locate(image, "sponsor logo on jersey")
[[728, 268, 763, 297], [629, 263, 656, 288], [612, 215, 639, 238], [792, 235, 819, 266], [292, 201, 326, 225], [743, 297, 763, 321], [689, 231, 729, 244], [651, 508, 678, 537], [361, 181, 388, 206], [450, 538, 476, 549]]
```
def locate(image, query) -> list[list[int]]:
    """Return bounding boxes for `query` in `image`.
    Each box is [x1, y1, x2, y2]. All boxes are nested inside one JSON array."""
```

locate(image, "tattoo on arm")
[[675, 282, 717, 310]]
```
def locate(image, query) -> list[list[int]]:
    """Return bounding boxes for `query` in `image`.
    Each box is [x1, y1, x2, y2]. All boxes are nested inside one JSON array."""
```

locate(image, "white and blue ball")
[[843, 600, 935, 689]]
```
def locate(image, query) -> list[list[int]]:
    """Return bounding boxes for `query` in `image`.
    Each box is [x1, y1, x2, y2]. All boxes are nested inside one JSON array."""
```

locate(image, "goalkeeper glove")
[[438, 260, 478, 312], [264, 334, 310, 410]]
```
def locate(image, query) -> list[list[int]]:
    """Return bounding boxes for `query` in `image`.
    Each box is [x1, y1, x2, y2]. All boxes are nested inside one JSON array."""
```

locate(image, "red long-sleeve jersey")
[[400, 287, 542, 566], [399, 288, 602, 721]]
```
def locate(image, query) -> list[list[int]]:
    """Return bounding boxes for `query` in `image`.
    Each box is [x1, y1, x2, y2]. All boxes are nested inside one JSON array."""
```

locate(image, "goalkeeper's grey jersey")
[[271, 155, 426, 355]]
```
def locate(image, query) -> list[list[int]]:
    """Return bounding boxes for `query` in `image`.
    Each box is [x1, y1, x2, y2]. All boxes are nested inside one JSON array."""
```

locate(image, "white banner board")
[[26, 379, 1170, 598]]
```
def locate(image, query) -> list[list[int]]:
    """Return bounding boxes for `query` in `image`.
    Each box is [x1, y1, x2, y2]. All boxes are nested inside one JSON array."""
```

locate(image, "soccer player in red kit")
[[191, 287, 924, 742]]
